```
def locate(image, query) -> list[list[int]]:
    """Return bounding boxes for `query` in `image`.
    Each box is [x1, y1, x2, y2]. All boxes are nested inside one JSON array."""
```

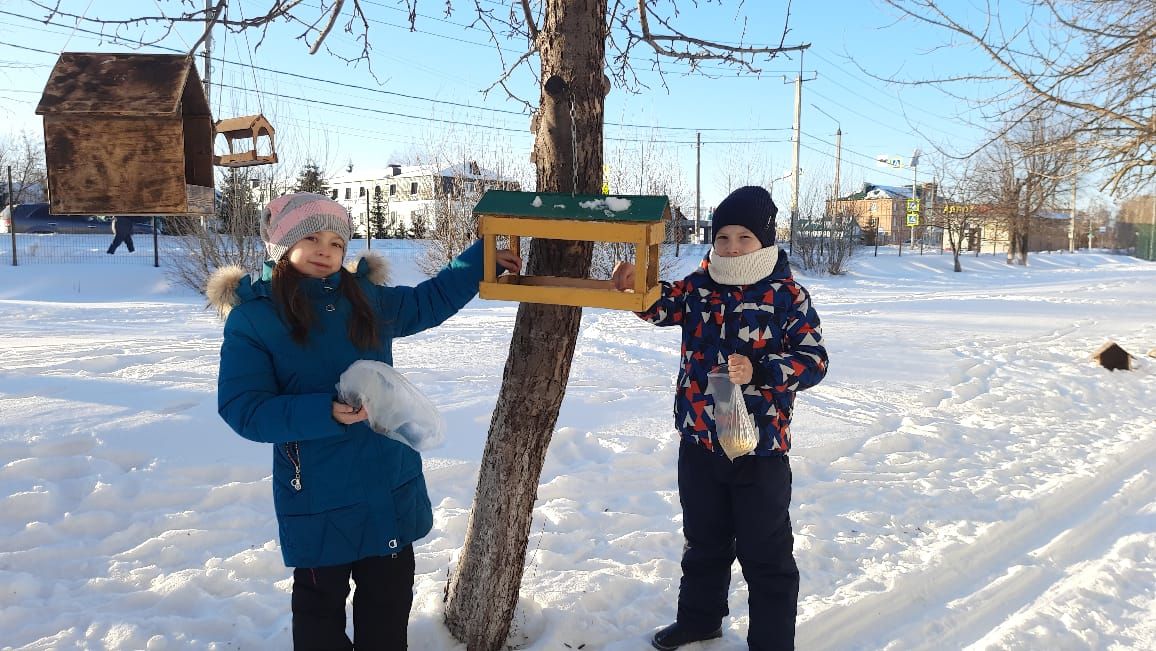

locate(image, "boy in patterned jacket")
[[612, 185, 827, 651]]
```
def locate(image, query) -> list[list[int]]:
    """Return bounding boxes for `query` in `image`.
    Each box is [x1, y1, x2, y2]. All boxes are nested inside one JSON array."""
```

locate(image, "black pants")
[[292, 546, 416, 650], [675, 439, 799, 651], [107, 232, 135, 253]]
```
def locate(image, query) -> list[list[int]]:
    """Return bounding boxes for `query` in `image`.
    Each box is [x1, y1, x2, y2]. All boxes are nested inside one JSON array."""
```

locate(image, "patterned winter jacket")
[[637, 249, 827, 456], [209, 241, 489, 568]]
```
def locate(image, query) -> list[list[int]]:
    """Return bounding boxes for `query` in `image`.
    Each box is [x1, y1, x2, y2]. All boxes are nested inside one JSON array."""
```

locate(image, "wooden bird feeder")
[[35, 52, 215, 216], [214, 114, 278, 167], [475, 190, 669, 311]]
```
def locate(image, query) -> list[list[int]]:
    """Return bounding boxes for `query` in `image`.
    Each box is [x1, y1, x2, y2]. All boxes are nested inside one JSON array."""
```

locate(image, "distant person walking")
[[107, 216, 135, 254]]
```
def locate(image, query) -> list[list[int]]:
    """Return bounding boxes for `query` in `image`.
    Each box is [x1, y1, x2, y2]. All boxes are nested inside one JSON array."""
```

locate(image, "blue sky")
[[0, 0, 1010, 209]]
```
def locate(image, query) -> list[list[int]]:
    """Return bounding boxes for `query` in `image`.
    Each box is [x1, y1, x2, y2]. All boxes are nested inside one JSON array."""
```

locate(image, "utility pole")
[[203, 0, 213, 104], [834, 126, 842, 202], [784, 48, 814, 255], [789, 64, 802, 255], [1069, 179, 1077, 253], [911, 156, 918, 251], [1087, 206, 1093, 249], [695, 131, 701, 244]]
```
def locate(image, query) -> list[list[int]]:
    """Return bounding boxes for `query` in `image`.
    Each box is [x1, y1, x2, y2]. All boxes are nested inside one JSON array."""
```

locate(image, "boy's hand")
[[611, 261, 636, 291], [333, 401, 368, 425], [496, 249, 523, 275], [727, 354, 753, 384]]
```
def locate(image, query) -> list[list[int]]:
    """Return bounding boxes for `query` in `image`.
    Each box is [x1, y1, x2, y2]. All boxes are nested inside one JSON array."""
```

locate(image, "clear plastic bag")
[[335, 360, 446, 451], [706, 364, 759, 460]]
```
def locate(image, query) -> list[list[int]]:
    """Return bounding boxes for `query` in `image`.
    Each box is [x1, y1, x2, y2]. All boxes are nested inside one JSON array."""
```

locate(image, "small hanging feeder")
[[475, 190, 669, 311], [213, 114, 278, 167]]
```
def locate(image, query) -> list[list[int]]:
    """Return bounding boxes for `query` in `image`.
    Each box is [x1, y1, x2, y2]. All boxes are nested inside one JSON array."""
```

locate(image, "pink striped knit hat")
[[260, 193, 352, 261]]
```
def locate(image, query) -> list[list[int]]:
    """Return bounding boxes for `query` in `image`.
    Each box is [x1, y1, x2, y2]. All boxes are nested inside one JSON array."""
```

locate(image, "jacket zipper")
[[283, 442, 302, 491]]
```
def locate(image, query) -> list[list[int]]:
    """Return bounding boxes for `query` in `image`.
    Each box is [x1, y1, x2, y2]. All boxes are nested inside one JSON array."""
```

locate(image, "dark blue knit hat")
[[711, 185, 778, 247]]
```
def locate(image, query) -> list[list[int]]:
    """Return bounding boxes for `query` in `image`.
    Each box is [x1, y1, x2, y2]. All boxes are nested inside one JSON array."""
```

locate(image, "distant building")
[[827, 182, 940, 247], [1117, 195, 1156, 260], [326, 162, 520, 236], [829, 182, 1078, 253]]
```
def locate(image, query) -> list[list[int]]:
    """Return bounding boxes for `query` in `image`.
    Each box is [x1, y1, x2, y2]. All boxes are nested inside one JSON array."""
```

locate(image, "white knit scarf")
[[708, 246, 780, 286]]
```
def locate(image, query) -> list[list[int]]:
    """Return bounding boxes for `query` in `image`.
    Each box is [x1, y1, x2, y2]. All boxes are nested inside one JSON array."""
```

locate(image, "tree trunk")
[[443, 2, 607, 649]]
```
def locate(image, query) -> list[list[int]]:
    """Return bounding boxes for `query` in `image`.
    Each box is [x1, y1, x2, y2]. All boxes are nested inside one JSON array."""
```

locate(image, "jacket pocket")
[[391, 473, 433, 543], [273, 434, 362, 516], [278, 502, 370, 568]]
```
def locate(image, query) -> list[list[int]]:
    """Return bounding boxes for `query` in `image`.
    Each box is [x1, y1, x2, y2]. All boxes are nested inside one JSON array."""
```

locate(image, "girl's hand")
[[496, 249, 523, 275], [611, 261, 636, 292], [332, 401, 368, 425], [727, 354, 753, 385]]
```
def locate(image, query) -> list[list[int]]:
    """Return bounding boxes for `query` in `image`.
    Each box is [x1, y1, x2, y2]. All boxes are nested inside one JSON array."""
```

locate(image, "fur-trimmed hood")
[[206, 250, 392, 319]]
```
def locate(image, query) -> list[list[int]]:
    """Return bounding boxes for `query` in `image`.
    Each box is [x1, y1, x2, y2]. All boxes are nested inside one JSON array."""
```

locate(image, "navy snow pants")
[[675, 438, 799, 650], [291, 545, 415, 650]]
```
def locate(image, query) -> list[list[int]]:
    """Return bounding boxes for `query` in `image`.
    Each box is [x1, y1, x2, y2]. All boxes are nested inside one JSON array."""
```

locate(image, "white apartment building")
[[326, 161, 519, 236]]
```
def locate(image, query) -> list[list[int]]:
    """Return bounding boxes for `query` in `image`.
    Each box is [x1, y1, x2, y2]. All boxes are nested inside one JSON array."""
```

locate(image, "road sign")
[[906, 198, 920, 226], [876, 155, 904, 168]]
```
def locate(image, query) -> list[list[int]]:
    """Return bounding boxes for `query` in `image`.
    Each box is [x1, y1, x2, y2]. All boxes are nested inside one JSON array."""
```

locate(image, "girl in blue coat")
[[613, 186, 827, 651], [209, 193, 520, 650]]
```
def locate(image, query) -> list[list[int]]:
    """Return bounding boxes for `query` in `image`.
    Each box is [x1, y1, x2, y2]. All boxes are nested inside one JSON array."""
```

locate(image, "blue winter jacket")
[[637, 249, 827, 455], [213, 241, 488, 568]]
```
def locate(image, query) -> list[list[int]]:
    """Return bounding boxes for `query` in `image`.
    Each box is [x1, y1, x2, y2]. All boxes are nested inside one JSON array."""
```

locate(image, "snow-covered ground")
[[1, 238, 1154, 650]]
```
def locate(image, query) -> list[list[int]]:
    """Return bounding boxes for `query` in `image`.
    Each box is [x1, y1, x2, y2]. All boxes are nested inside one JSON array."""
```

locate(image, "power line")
[[0, 29, 793, 134], [1, 5, 823, 123], [0, 9, 965, 159], [798, 139, 913, 185]]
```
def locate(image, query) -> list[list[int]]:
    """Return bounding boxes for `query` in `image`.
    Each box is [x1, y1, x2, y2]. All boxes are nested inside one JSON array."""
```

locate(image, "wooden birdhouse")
[[475, 190, 669, 311], [214, 114, 278, 167], [35, 52, 215, 215], [1092, 341, 1134, 371]]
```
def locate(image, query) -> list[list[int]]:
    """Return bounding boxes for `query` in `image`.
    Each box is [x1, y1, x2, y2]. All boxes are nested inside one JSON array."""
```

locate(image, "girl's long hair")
[[271, 259, 380, 350]]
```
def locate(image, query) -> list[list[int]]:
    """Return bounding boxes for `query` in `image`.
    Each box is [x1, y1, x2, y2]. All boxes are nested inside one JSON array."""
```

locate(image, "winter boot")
[[651, 622, 723, 650]]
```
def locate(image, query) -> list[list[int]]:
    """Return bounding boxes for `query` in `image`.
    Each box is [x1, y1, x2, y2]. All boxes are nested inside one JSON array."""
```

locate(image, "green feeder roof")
[[473, 190, 669, 223]]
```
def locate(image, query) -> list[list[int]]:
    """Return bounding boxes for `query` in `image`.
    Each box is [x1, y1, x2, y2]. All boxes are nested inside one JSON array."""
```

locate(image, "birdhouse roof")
[[214, 114, 274, 135], [473, 190, 670, 223], [1092, 341, 1132, 358], [35, 53, 209, 117]]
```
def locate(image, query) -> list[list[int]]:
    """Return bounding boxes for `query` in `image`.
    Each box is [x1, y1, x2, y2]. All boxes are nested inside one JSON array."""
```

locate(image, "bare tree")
[[0, 130, 47, 206], [790, 163, 856, 275], [168, 171, 266, 295], [876, 0, 1155, 195], [44, 2, 808, 648], [713, 142, 775, 206], [966, 114, 1072, 266], [595, 130, 693, 276], [1010, 115, 1071, 264], [929, 155, 987, 272]]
